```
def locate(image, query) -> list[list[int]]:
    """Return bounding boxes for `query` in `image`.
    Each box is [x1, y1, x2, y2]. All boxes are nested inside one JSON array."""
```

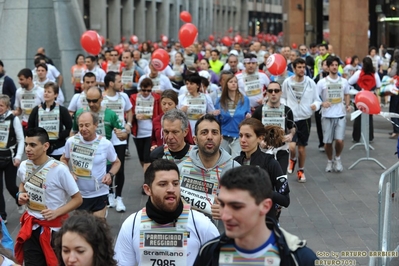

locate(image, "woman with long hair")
[[70, 54, 87, 94], [348, 56, 381, 141], [215, 74, 250, 157], [54, 211, 117, 266], [139, 42, 152, 62], [234, 118, 290, 221], [170, 52, 186, 90]]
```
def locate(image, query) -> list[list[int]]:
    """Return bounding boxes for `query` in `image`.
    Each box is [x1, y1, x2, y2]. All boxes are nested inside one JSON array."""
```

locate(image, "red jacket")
[[15, 211, 68, 265], [151, 113, 195, 147], [130, 93, 161, 137]]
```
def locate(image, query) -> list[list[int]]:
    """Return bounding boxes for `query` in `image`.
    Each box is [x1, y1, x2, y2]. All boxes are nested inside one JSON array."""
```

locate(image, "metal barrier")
[[369, 161, 399, 266]]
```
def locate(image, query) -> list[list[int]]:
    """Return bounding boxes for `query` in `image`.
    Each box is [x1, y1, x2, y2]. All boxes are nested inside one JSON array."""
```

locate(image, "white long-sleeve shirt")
[[281, 76, 321, 121]]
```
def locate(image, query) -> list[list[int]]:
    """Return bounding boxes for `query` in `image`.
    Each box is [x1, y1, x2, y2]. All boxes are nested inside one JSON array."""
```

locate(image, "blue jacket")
[[215, 96, 250, 138]]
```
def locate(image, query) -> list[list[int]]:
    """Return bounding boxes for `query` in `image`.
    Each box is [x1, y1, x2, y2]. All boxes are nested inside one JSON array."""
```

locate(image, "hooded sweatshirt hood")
[[186, 146, 238, 172]]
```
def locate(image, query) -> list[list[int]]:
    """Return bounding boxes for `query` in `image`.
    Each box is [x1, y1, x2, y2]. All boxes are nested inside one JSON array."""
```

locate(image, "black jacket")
[[234, 148, 290, 220], [194, 218, 318, 266], [27, 102, 72, 150]]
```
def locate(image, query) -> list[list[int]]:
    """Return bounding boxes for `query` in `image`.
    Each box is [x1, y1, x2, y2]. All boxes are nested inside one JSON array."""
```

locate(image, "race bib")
[[107, 63, 120, 72], [244, 74, 261, 96], [173, 65, 183, 82], [152, 78, 161, 92], [104, 97, 124, 123], [291, 82, 305, 103], [122, 69, 134, 89], [79, 94, 88, 109], [262, 105, 285, 130], [0, 120, 10, 148], [186, 95, 206, 120], [136, 96, 154, 119], [140, 206, 189, 266], [96, 112, 106, 136], [71, 137, 100, 179], [24, 163, 52, 211], [73, 68, 83, 84], [21, 92, 36, 115], [219, 243, 281, 266], [38, 107, 60, 140], [327, 82, 342, 104], [180, 166, 218, 215]]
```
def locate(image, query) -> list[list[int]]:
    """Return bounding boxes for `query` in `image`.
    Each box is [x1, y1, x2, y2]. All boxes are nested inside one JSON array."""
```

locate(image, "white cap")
[[199, 70, 211, 80], [229, 50, 239, 56]]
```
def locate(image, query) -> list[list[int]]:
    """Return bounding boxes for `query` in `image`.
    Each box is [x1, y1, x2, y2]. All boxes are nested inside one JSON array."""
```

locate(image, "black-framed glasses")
[[141, 89, 152, 93], [86, 98, 101, 103], [267, 89, 281, 94]]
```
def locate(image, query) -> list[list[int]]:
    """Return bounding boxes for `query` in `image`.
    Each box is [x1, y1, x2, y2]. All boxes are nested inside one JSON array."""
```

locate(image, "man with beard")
[[178, 114, 238, 220], [114, 159, 219, 266], [14, 68, 44, 130]]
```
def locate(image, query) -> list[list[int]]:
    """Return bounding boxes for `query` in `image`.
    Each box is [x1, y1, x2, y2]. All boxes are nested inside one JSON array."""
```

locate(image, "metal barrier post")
[[382, 182, 391, 266], [349, 113, 386, 170]]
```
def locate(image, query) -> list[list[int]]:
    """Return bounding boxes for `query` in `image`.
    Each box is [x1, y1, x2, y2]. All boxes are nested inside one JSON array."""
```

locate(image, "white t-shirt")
[[15, 86, 45, 122], [137, 74, 175, 92], [0, 255, 16, 266], [114, 209, 219, 266], [281, 76, 321, 121], [63, 134, 118, 198], [68, 92, 87, 113], [102, 92, 132, 145], [17, 159, 79, 221], [316, 76, 350, 118], [236, 71, 270, 108]]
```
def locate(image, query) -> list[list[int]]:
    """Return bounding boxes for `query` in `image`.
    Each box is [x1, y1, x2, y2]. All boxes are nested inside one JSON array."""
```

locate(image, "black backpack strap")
[[190, 209, 202, 246], [131, 212, 139, 239]]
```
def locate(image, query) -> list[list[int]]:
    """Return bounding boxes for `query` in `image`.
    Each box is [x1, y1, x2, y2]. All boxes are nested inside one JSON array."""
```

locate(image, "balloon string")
[[383, 117, 399, 128]]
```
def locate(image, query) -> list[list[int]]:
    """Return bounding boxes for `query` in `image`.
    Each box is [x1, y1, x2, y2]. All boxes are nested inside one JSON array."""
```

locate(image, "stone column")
[[90, 0, 106, 36], [329, 0, 368, 59], [170, 0, 180, 42], [146, 0, 156, 41], [108, 0, 121, 45], [134, 0, 145, 41], [157, 0, 170, 39], [240, 0, 248, 36], [121, 0, 134, 39]]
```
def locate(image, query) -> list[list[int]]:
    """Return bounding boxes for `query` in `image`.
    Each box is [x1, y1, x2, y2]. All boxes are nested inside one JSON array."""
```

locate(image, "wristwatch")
[[108, 172, 115, 179]]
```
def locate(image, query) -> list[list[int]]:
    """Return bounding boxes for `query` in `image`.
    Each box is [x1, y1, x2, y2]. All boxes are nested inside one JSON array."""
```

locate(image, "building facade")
[[77, 0, 283, 45]]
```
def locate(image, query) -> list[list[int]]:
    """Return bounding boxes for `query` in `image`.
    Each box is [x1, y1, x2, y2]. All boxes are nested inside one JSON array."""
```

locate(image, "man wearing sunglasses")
[[101, 49, 124, 73], [252, 81, 296, 174], [70, 86, 127, 143]]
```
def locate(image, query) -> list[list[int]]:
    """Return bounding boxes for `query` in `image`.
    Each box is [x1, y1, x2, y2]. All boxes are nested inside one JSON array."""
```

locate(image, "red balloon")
[[355, 90, 381, 115], [130, 35, 138, 44], [209, 35, 215, 41], [292, 43, 298, 49], [221, 36, 232, 47], [151, 49, 170, 71], [162, 35, 168, 43], [100, 36, 105, 45], [345, 57, 351, 65], [266, 54, 287, 76], [80, 30, 102, 55], [180, 11, 192, 23], [234, 35, 243, 44], [179, 23, 198, 48], [153, 43, 159, 50]]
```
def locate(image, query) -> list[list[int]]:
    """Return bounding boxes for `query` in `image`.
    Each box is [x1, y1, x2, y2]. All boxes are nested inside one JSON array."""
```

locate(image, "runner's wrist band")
[[16, 191, 25, 198]]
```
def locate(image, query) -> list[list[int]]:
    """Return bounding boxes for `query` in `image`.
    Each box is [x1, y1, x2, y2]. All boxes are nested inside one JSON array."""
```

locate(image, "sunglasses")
[[141, 89, 152, 93], [267, 89, 281, 94], [111, 54, 118, 56], [86, 98, 100, 103]]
